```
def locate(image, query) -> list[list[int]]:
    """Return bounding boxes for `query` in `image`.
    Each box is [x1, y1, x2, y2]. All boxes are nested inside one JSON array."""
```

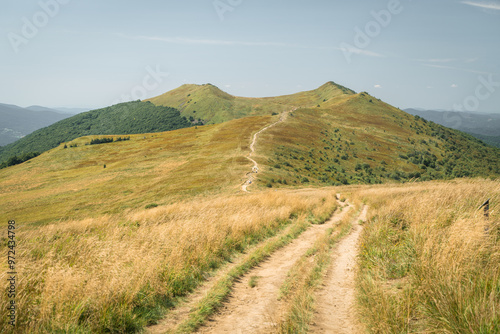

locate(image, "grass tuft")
[[355, 179, 500, 333]]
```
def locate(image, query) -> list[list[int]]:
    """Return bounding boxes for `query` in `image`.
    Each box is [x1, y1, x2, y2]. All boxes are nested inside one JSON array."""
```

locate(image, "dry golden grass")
[[0, 188, 339, 333], [352, 178, 500, 333], [0, 116, 272, 225]]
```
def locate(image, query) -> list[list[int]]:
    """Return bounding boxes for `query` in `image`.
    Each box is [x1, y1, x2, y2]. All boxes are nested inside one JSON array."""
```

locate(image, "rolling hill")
[[145, 81, 356, 124], [0, 81, 361, 166], [147, 82, 500, 186], [0, 101, 191, 165], [253, 94, 500, 188], [1, 82, 499, 224], [0, 103, 71, 146]]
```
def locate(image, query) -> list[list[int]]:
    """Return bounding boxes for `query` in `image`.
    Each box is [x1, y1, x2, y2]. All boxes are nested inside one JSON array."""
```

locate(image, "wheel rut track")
[[146, 221, 300, 334], [309, 205, 368, 334], [195, 202, 358, 334], [147, 203, 367, 334]]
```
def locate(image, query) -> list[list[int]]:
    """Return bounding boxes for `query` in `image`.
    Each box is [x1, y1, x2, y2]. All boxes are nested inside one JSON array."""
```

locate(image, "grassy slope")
[[254, 93, 500, 188], [349, 180, 499, 333], [2, 86, 500, 225], [0, 101, 191, 164], [0, 116, 272, 225], [0, 187, 340, 333], [145, 81, 355, 124], [0, 81, 354, 164], [1, 80, 353, 225]]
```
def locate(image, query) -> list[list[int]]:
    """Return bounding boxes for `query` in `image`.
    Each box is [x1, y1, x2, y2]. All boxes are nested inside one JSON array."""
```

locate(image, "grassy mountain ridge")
[[0, 101, 191, 165], [146, 81, 355, 124], [254, 94, 500, 188], [2, 84, 499, 224], [0, 82, 356, 165]]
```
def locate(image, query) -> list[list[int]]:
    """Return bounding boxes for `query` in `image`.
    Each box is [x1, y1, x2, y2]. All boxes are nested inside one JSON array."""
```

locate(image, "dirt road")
[[195, 203, 355, 334], [147, 203, 368, 334], [309, 206, 368, 334]]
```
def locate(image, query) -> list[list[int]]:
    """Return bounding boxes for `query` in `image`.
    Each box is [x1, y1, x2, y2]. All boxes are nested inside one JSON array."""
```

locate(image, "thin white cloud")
[[423, 64, 490, 75], [117, 33, 303, 48], [117, 33, 351, 52], [414, 57, 480, 64], [461, 1, 500, 10], [336, 46, 385, 58], [414, 58, 457, 63], [374, 84, 382, 88], [451, 84, 459, 88]]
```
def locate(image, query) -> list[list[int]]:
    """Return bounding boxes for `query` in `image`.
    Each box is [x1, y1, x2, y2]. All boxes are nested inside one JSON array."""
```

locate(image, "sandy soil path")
[[146, 255, 240, 334], [309, 206, 368, 334], [242, 108, 295, 192], [146, 221, 298, 334], [195, 202, 353, 334]]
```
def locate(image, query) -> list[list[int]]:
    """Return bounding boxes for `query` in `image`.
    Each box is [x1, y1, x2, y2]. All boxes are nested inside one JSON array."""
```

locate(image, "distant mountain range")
[[0, 104, 91, 147], [405, 109, 500, 148], [0, 104, 69, 146], [25, 105, 90, 114]]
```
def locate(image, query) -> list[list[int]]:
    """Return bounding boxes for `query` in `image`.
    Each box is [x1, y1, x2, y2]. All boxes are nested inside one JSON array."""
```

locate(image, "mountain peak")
[[317, 81, 356, 95], [161, 83, 233, 99], [320, 81, 337, 88]]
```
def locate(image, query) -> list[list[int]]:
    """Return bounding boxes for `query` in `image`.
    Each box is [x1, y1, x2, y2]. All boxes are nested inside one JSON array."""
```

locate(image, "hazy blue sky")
[[1, 0, 499, 112]]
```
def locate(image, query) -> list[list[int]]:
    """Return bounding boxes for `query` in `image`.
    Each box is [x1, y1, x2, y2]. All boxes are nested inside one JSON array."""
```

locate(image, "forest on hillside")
[[0, 101, 192, 167]]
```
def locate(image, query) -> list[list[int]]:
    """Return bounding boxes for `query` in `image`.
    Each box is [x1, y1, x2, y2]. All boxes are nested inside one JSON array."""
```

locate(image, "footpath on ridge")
[[242, 108, 296, 192]]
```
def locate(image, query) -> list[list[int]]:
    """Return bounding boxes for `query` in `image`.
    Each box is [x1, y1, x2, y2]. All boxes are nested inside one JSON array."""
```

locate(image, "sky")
[[1, 0, 500, 113]]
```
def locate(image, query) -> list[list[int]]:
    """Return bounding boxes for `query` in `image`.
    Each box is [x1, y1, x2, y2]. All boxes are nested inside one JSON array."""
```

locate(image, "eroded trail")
[[196, 203, 353, 334], [309, 206, 368, 334], [146, 222, 299, 334], [242, 109, 295, 192], [146, 253, 243, 334]]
